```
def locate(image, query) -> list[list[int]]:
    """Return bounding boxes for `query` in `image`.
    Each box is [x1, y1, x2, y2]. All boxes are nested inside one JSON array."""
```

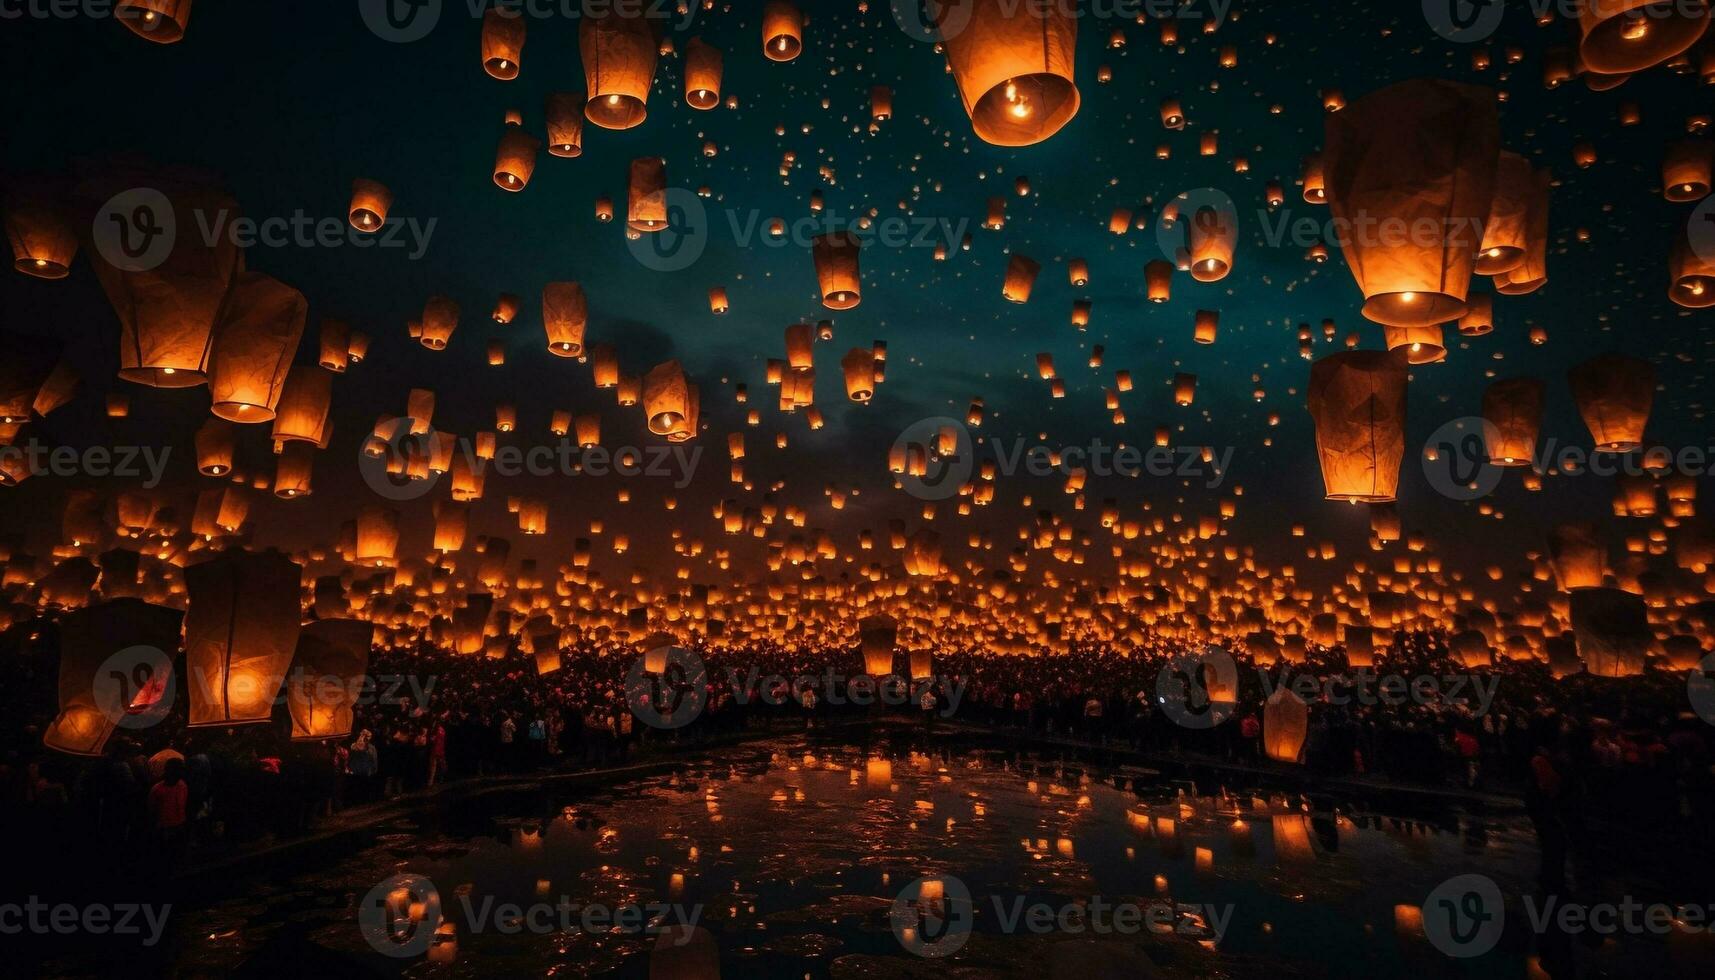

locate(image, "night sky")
[[2, 1, 1709, 590]]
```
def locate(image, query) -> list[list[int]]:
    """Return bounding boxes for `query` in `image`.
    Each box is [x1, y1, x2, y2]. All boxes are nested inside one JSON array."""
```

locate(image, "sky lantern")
[[1493, 169, 1551, 295], [271, 365, 332, 447], [1003, 253, 1040, 303], [785, 323, 814, 370], [1307, 350, 1409, 502], [493, 126, 541, 191], [1301, 153, 1327, 203], [0, 333, 62, 423], [542, 94, 585, 158], [859, 613, 897, 675], [206, 272, 308, 423], [116, 0, 191, 43], [85, 177, 240, 388], [355, 505, 400, 566], [1568, 352, 1654, 452], [1664, 139, 1712, 201], [1577, 0, 1711, 76], [581, 7, 656, 129], [813, 232, 862, 309], [1383, 323, 1445, 364], [420, 294, 460, 350], [43, 598, 181, 756], [273, 442, 313, 497], [1324, 80, 1499, 327], [1174, 372, 1198, 406], [645, 360, 691, 436], [1477, 152, 1533, 275], [628, 157, 668, 232], [1571, 587, 1652, 677], [1186, 205, 1235, 282], [938, 0, 1080, 146], [1482, 377, 1544, 466], [288, 619, 372, 740], [195, 417, 235, 475], [842, 348, 875, 401], [685, 37, 723, 109], [1550, 521, 1608, 591], [543, 281, 587, 356], [1457, 292, 1494, 335], [872, 85, 893, 121], [1670, 229, 1715, 307], [1262, 687, 1308, 763], [183, 549, 301, 727], [1145, 260, 1173, 302], [318, 318, 350, 371], [481, 6, 525, 80], [763, 0, 803, 61], [4, 176, 77, 278], [1194, 309, 1219, 344]]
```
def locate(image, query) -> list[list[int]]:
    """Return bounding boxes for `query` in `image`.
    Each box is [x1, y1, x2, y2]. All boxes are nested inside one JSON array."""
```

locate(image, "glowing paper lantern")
[[644, 360, 691, 435], [421, 295, 459, 350], [1323, 80, 1500, 327], [206, 272, 309, 423], [1549, 522, 1607, 591], [1476, 152, 1533, 276], [271, 365, 333, 447], [938, 0, 1080, 146], [545, 93, 585, 157], [481, 6, 525, 80], [1481, 377, 1544, 466], [82, 171, 241, 388], [1570, 587, 1651, 677], [1578, 0, 1711, 76], [685, 37, 723, 108], [4, 177, 77, 278], [116, 0, 191, 43], [581, 8, 657, 130], [1262, 687, 1308, 763], [760, 1, 805, 61], [859, 613, 897, 675], [288, 619, 372, 740], [1568, 352, 1654, 452], [493, 127, 541, 191], [1145, 260, 1173, 302], [812, 231, 862, 309], [42, 598, 181, 756], [1306, 350, 1409, 502], [1383, 323, 1446, 364], [1457, 292, 1494, 336], [1493, 169, 1551, 295], [628, 157, 668, 232], [1670, 229, 1715, 308], [183, 550, 301, 727], [543, 281, 587, 356], [1003, 253, 1040, 303], [1664, 139, 1713, 201]]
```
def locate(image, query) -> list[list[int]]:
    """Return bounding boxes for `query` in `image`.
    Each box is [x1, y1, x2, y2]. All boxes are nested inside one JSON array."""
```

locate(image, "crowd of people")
[[2, 627, 1710, 890]]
